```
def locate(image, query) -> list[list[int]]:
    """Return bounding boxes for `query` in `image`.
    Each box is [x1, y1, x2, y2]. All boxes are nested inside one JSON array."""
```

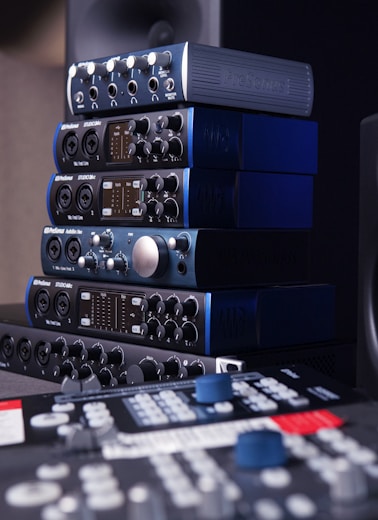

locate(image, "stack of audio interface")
[[0, 42, 338, 387]]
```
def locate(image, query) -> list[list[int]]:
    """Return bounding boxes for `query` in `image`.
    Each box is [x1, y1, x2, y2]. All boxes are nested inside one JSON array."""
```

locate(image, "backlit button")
[[347, 446, 377, 465], [30, 413, 70, 429], [5, 481, 62, 507], [260, 467, 291, 488], [254, 498, 284, 520], [285, 493, 317, 518], [52, 402, 75, 413], [78, 463, 113, 481], [36, 463, 70, 480], [86, 489, 125, 511]]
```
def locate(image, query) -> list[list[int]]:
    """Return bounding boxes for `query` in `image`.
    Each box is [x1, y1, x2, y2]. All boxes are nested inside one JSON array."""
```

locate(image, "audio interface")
[[40, 226, 311, 289], [25, 278, 335, 355], [47, 169, 314, 229], [0, 304, 244, 386], [67, 41, 314, 117], [53, 107, 318, 174], [1, 365, 375, 520]]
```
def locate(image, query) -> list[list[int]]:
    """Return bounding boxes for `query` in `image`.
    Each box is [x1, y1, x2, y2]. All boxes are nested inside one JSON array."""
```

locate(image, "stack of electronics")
[[2, 41, 377, 520], [3, 42, 336, 387]]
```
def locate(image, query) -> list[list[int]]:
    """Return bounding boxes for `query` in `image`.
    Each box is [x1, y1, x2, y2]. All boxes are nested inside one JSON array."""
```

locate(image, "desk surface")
[[0, 370, 61, 399]]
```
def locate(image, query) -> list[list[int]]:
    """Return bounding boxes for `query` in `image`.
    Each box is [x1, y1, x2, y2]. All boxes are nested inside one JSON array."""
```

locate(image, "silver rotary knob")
[[132, 235, 169, 278]]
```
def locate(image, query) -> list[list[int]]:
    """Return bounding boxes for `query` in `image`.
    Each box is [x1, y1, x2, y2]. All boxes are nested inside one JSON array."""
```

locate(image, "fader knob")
[[195, 373, 234, 404], [131, 235, 169, 278], [235, 430, 287, 469], [329, 458, 368, 503], [126, 483, 167, 520], [197, 475, 235, 520]]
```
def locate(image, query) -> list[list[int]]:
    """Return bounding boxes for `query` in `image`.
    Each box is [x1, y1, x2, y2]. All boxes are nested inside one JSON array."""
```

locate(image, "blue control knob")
[[236, 430, 287, 469], [195, 373, 233, 404]]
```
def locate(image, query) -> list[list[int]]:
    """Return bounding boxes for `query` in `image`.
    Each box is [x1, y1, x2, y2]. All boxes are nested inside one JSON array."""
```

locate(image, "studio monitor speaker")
[[357, 113, 378, 398], [65, 0, 222, 66]]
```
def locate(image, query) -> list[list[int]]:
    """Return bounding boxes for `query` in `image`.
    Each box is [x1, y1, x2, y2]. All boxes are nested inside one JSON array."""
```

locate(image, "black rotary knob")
[[155, 114, 183, 132], [140, 318, 160, 337], [174, 322, 198, 343], [132, 235, 169, 278], [100, 348, 124, 366], [126, 360, 159, 384], [140, 294, 161, 312], [128, 117, 150, 135], [173, 298, 198, 317]]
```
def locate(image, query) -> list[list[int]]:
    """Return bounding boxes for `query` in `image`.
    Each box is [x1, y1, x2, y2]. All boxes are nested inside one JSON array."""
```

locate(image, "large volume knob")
[[132, 235, 169, 278], [235, 430, 287, 469], [195, 373, 234, 404]]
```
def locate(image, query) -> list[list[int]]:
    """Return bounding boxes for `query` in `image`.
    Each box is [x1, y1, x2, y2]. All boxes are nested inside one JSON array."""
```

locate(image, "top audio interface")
[[67, 41, 314, 118]]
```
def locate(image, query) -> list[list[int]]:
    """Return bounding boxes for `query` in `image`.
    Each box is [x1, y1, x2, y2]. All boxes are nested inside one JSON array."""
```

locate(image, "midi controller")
[[0, 364, 377, 520]]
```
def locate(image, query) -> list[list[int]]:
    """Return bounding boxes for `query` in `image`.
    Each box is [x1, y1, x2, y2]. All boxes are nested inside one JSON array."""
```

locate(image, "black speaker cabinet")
[[357, 113, 378, 398], [65, 0, 222, 66]]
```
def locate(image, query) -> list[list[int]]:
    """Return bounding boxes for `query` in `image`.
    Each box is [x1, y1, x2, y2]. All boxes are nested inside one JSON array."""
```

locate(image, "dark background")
[[221, 0, 378, 344]]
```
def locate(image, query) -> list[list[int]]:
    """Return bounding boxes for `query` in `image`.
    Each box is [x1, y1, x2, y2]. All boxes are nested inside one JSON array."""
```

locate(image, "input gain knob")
[[106, 58, 128, 74], [78, 252, 98, 270], [132, 235, 169, 278], [106, 253, 128, 273], [91, 231, 113, 248], [126, 54, 149, 71], [148, 51, 172, 68]]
